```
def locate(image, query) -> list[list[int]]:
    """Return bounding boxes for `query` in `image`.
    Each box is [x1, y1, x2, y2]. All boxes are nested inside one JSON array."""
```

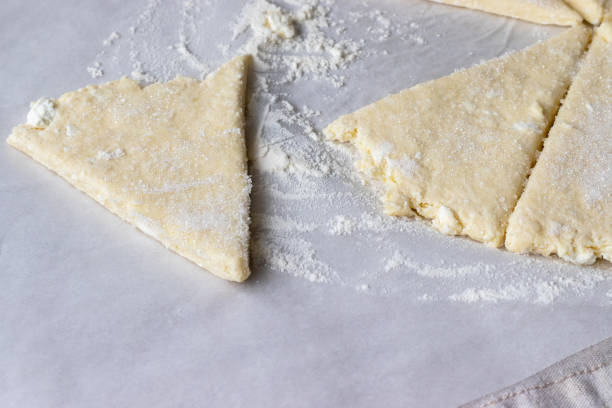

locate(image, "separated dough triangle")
[[325, 25, 591, 247], [506, 22, 612, 264], [426, 0, 583, 26], [7, 56, 252, 282]]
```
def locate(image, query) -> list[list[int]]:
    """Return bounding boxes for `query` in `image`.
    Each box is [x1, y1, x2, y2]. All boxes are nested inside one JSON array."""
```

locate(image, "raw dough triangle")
[[506, 24, 612, 263], [426, 0, 583, 26], [325, 25, 591, 247], [564, 0, 604, 24], [8, 56, 252, 282]]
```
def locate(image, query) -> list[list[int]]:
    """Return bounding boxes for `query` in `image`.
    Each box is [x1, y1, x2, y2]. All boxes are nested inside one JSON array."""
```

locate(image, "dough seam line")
[[499, 31, 597, 245]]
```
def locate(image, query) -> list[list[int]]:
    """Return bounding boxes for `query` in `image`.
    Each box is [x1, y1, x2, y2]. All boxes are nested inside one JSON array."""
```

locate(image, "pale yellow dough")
[[565, 0, 604, 24], [325, 25, 591, 247], [506, 30, 612, 264], [7, 56, 252, 282], [600, 1, 612, 41], [426, 0, 583, 26]]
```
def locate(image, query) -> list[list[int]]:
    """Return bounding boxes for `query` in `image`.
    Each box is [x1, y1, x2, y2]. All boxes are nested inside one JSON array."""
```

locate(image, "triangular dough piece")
[[564, 0, 604, 24], [506, 23, 612, 263], [426, 0, 583, 26], [325, 25, 591, 247], [7, 56, 252, 282]]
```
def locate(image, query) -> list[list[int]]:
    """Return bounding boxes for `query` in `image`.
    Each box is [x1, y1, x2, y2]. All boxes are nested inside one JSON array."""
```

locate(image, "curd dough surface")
[[8, 56, 252, 282]]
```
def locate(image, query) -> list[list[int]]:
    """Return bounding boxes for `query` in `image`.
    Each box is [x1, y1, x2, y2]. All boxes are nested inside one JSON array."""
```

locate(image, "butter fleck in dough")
[[8, 56, 252, 282]]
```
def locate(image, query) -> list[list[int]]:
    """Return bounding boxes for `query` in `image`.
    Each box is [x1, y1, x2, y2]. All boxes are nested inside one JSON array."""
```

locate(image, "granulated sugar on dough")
[[82, 0, 612, 305]]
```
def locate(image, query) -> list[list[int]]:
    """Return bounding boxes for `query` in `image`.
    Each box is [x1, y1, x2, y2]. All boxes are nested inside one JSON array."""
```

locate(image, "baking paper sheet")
[[1, 0, 611, 406]]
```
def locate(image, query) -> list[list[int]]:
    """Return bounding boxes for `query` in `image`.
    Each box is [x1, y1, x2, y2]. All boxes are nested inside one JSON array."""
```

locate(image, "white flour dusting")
[[130, 64, 157, 83], [328, 215, 357, 235], [381, 249, 611, 304], [169, 34, 210, 78], [252, 213, 317, 233], [103, 31, 121, 46], [82, 0, 612, 306], [86, 62, 104, 79], [230, 0, 362, 87], [252, 234, 337, 283]]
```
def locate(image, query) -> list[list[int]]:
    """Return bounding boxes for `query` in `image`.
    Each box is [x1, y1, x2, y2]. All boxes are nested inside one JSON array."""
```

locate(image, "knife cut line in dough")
[[506, 16, 612, 264], [7, 55, 253, 282], [325, 25, 592, 248], [425, 0, 583, 26]]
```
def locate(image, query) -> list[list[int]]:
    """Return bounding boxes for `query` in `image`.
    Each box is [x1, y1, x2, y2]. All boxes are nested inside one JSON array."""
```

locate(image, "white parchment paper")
[[1, 0, 611, 406]]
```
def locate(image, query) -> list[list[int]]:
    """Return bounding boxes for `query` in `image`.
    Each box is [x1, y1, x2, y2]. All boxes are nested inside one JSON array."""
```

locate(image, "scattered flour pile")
[[230, 0, 362, 87], [83, 0, 612, 305]]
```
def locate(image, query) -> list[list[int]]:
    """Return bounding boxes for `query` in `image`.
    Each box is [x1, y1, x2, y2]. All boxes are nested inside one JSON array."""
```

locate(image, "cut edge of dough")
[[499, 59, 588, 250], [324, 120, 494, 246], [505, 211, 608, 265], [504, 33, 610, 266]]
